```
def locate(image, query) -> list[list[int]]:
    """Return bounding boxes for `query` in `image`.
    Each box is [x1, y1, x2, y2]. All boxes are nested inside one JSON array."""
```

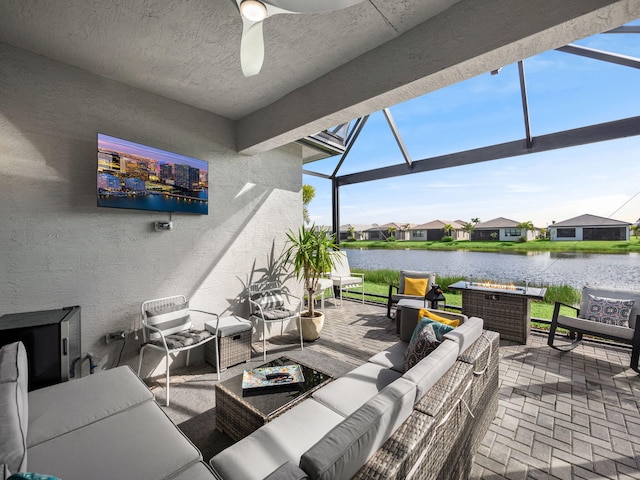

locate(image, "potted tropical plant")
[[284, 223, 339, 341]]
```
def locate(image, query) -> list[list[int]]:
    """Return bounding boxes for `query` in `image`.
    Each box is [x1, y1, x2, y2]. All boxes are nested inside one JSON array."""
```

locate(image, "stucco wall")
[[0, 44, 303, 375]]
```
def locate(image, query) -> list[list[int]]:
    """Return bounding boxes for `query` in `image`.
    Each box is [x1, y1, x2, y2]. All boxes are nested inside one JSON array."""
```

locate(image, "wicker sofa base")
[[354, 330, 499, 480]]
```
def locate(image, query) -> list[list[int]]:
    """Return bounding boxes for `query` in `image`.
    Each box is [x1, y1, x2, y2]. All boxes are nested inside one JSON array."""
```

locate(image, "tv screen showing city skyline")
[[97, 133, 208, 214]]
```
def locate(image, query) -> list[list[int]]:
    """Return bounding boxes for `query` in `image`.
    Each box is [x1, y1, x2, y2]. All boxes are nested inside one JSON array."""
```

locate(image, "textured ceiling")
[[0, 0, 638, 154], [0, 0, 459, 120]]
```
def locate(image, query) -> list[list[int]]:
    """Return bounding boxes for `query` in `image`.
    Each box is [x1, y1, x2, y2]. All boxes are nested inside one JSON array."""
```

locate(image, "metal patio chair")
[[247, 282, 303, 360], [548, 286, 640, 373], [138, 295, 220, 406]]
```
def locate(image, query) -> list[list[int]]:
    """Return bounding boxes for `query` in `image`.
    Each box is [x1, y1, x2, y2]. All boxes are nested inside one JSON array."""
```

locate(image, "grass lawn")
[[336, 272, 582, 331], [341, 238, 640, 254]]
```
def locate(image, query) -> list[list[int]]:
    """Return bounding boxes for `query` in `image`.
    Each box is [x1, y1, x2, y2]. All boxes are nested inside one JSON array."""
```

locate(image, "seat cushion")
[[169, 461, 218, 480], [204, 315, 252, 337], [27, 366, 153, 448], [300, 378, 416, 480], [210, 399, 343, 480], [558, 314, 635, 340], [312, 362, 402, 417], [150, 329, 212, 349], [368, 342, 407, 373], [0, 342, 29, 473], [261, 308, 298, 321], [27, 401, 202, 480]]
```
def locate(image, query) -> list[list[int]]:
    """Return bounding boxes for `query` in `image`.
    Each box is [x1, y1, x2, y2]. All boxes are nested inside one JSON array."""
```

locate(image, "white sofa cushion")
[[368, 341, 407, 372], [402, 339, 459, 402], [443, 316, 484, 355], [27, 366, 153, 448], [311, 362, 402, 417], [557, 314, 635, 340], [299, 377, 416, 480], [0, 342, 29, 473], [210, 399, 343, 480], [170, 462, 219, 480], [27, 401, 202, 480]]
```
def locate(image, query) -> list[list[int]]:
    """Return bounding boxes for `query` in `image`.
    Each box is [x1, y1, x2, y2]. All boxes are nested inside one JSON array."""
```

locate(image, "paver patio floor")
[[158, 299, 640, 479]]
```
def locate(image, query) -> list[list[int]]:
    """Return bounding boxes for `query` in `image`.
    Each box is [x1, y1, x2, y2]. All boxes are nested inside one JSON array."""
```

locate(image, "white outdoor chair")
[[247, 282, 303, 360], [137, 295, 220, 406], [329, 251, 364, 305], [548, 286, 640, 373], [311, 276, 335, 311]]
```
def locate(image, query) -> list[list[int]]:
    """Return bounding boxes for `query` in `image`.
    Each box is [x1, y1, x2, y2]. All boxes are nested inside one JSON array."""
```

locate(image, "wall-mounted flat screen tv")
[[97, 133, 208, 214]]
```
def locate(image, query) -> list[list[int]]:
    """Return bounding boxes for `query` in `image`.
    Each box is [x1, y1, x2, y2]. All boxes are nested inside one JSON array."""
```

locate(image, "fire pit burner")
[[449, 281, 546, 344]]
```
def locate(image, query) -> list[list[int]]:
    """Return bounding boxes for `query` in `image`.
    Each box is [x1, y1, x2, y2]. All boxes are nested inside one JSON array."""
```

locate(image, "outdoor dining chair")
[[329, 251, 364, 305], [138, 295, 220, 406], [548, 286, 640, 373], [247, 282, 303, 360]]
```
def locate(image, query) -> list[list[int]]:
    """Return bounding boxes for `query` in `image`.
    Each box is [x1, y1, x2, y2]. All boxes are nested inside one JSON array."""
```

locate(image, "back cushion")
[[299, 378, 416, 480], [0, 342, 29, 473], [145, 302, 192, 339], [255, 292, 285, 311], [581, 287, 640, 329]]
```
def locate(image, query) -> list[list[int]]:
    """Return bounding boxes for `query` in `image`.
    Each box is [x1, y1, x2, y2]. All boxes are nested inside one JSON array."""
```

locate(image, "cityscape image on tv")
[[97, 133, 208, 214]]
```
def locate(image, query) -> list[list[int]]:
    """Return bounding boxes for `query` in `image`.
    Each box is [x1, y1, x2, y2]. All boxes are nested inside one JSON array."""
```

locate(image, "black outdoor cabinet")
[[0, 306, 81, 391]]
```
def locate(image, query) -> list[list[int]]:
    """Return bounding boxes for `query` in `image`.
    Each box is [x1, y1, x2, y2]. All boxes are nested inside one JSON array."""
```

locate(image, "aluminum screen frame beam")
[[336, 116, 640, 187]]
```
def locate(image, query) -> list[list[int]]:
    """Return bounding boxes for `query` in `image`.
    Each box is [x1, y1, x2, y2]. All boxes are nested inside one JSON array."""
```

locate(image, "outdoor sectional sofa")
[[0, 341, 216, 480], [210, 307, 499, 480]]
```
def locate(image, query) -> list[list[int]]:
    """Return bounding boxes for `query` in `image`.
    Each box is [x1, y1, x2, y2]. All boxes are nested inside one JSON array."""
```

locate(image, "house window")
[[413, 230, 425, 238], [504, 228, 522, 237], [557, 228, 576, 238]]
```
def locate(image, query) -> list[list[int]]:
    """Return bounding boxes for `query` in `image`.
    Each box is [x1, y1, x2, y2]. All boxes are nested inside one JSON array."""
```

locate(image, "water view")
[[345, 248, 640, 290]]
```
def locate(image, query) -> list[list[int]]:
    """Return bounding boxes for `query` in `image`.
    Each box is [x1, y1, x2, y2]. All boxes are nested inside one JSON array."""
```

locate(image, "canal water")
[[344, 249, 640, 289]]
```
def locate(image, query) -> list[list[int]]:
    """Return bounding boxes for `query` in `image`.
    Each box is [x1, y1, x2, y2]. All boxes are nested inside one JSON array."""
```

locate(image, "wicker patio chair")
[[387, 270, 436, 318], [548, 286, 640, 373], [138, 295, 220, 406]]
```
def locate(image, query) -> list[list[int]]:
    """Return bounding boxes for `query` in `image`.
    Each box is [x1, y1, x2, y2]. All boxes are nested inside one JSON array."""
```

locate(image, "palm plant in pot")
[[284, 224, 339, 341]]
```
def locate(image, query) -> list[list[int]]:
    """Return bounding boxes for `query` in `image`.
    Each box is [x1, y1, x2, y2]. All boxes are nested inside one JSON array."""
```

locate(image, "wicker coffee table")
[[215, 356, 333, 441]]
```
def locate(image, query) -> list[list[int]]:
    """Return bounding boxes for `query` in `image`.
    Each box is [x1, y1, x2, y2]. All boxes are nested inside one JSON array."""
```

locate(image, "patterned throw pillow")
[[404, 322, 440, 372], [585, 294, 634, 327]]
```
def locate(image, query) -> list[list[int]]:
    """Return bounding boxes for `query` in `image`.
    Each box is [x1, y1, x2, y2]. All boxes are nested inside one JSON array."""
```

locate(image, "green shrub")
[[352, 268, 398, 285], [441, 236, 454, 242], [542, 284, 581, 305], [517, 236, 527, 243]]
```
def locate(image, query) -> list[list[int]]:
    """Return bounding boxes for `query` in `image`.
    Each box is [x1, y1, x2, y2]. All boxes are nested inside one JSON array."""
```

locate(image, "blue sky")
[[303, 22, 640, 229]]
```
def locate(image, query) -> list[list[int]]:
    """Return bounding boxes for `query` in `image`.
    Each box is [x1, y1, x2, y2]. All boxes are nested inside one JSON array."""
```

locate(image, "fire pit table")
[[449, 281, 546, 344]]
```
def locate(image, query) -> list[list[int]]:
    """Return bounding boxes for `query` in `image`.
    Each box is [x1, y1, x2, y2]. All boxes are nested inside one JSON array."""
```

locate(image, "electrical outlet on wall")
[[105, 330, 126, 344]]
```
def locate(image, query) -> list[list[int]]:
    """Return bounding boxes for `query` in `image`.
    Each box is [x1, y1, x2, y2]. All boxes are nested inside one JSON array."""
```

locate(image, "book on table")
[[242, 364, 305, 391]]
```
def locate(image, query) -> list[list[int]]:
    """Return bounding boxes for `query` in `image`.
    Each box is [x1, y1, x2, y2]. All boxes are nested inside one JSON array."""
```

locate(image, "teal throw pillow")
[[9, 474, 61, 480], [415, 317, 455, 342]]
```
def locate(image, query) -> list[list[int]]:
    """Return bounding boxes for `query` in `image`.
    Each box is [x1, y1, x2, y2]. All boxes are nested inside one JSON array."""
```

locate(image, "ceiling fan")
[[234, 0, 367, 77]]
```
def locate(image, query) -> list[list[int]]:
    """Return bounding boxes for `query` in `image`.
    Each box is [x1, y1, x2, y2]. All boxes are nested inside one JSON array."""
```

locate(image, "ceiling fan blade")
[[265, 0, 366, 14], [240, 19, 265, 77]]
